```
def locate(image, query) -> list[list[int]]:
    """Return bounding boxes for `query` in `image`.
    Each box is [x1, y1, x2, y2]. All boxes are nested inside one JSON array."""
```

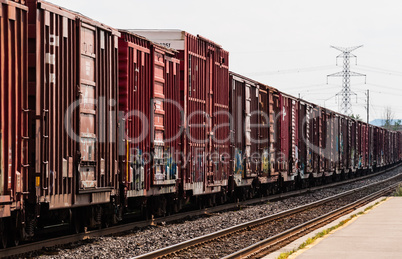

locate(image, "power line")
[[365, 82, 402, 92], [356, 65, 402, 77], [247, 65, 335, 76], [281, 83, 339, 91]]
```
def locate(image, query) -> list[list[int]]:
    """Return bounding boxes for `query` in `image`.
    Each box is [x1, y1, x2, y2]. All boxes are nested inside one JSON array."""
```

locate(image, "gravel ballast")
[[33, 166, 402, 259]]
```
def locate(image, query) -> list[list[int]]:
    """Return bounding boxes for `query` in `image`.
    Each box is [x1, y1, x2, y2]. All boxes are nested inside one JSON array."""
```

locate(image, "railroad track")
[[133, 174, 401, 259], [0, 164, 400, 258]]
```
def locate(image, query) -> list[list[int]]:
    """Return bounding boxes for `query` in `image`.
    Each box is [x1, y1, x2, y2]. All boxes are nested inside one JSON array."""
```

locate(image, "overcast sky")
[[48, 0, 402, 121]]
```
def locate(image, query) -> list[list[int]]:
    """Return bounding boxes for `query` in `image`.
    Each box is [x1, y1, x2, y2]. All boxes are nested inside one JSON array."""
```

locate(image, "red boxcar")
[[298, 101, 308, 178], [0, 0, 28, 222], [398, 131, 402, 161], [26, 0, 120, 221], [259, 84, 275, 181], [321, 109, 332, 175], [229, 73, 268, 188], [130, 30, 230, 197], [118, 31, 181, 213], [277, 93, 300, 181]]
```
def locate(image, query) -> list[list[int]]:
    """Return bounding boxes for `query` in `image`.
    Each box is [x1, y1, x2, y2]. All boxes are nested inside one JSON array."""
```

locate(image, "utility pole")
[[366, 89, 369, 124], [327, 45, 366, 116]]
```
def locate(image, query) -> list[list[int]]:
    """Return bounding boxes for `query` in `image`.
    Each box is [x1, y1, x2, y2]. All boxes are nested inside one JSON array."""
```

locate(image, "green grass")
[[393, 185, 402, 196], [276, 198, 386, 259]]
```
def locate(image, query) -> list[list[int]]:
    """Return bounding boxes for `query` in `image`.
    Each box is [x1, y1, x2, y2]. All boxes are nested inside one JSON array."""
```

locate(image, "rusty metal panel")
[[128, 30, 230, 194], [0, 0, 28, 216], [118, 31, 181, 196], [298, 102, 307, 175], [311, 107, 319, 172], [118, 32, 151, 192], [399, 132, 402, 161], [229, 73, 261, 184], [212, 47, 230, 185], [349, 120, 356, 168], [279, 94, 290, 172], [340, 116, 347, 169], [291, 98, 299, 175], [27, 0, 119, 207], [374, 127, 378, 166], [229, 74, 245, 182], [163, 52, 181, 185], [185, 32, 230, 192], [258, 85, 270, 177], [318, 109, 324, 172], [330, 113, 335, 171], [0, 133, 2, 197]]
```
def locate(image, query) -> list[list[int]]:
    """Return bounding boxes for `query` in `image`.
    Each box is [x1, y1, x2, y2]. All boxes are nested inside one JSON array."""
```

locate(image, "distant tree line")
[[349, 107, 401, 131], [382, 106, 401, 131]]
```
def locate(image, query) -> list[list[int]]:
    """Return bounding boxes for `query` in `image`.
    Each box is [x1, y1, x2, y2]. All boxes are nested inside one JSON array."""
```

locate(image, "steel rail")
[[0, 164, 400, 258], [132, 174, 402, 259], [223, 183, 398, 259]]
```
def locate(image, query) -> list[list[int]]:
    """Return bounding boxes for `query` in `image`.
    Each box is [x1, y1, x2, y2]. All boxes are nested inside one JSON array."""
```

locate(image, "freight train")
[[0, 0, 401, 247]]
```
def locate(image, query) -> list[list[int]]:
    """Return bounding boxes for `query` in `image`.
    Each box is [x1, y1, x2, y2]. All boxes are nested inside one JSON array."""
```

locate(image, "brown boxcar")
[[277, 93, 300, 182], [259, 83, 275, 182], [311, 106, 321, 176], [229, 73, 272, 188], [321, 109, 335, 174], [398, 132, 400, 161], [129, 30, 230, 197], [26, 0, 120, 217], [341, 115, 350, 171], [118, 31, 181, 213], [298, 101, 307, 177], [0, 0, 28, 225], [230, 72, 286, 191]]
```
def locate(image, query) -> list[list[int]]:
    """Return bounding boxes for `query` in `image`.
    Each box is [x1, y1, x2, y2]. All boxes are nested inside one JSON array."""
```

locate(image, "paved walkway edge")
[[263, 196, 391, 259]]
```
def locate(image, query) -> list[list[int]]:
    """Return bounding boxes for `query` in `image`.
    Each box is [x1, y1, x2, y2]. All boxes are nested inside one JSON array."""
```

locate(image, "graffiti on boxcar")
[[165, 148, 177, 180], [262, 149, 269, 174], [130, 148, 145, 190], [234, 149, 243, 176]]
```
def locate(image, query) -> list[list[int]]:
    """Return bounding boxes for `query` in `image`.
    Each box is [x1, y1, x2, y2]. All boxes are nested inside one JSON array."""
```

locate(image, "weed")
[[393, 185, 402, 196]]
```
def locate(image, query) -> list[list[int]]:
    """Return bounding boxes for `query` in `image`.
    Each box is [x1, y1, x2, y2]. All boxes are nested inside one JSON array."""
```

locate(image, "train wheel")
[[71, 210, 83, 234], [10, 213, 21, 246], [0, 219, 7, 248], [11, 231, 20, 247]]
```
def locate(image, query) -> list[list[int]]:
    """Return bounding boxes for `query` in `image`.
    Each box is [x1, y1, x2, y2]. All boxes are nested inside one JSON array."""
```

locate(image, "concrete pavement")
[[264, 197, 402, 259]]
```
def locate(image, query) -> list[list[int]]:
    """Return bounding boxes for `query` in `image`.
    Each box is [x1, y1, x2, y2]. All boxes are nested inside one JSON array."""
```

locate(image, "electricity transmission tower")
[[327, 45, 366, 116]]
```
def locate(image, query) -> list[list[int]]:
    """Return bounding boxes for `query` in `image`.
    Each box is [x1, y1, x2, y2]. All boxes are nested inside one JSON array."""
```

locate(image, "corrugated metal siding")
[[127, 31, 231, 194], [308, 105, 313, 173], [27, 0, 119, 209], [258, 86, 270, 177], [229, 75, 277, 181], [268, 88, 276, 176], [291, 98, 299, 175], [230, 74, 269, 183], [230, 75, 245, 180], [163, 50, 181, 187], [298, 102, 307, 174], [212, 48, 229, 183], [118, 31, 181, 196], [249, 85, 259, 176], [183, 33, 229, 192], [0, 0, 28, 216], [279, 94, 289, 172], [118, 33, 152, 192]]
